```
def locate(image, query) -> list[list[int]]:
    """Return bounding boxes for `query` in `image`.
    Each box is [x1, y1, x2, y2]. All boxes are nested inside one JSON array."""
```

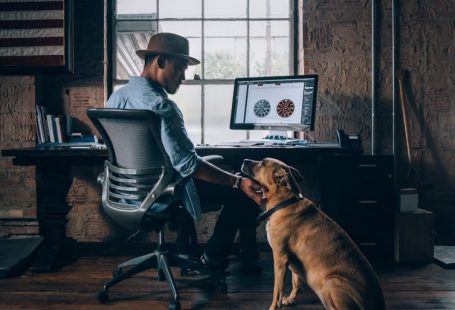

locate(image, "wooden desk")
[[1, 144, 358, 272], [2, 146, 106, 272], [196, 143, 354, 164]]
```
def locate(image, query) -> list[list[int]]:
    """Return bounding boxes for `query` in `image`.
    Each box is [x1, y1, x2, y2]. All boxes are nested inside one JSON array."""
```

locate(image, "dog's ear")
[[274, 167, 290, 188], [274, 167, 302, 195], [284, 165, 304, 195], [288, 166, 304, 183]]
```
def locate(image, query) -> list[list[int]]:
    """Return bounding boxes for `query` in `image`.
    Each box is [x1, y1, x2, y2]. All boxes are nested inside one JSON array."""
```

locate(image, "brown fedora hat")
[[136, 32, 200, 65]]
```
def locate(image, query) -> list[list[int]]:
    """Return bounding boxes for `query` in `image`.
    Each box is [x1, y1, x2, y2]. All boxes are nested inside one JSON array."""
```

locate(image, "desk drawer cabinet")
[[320, 155, 394, 260]]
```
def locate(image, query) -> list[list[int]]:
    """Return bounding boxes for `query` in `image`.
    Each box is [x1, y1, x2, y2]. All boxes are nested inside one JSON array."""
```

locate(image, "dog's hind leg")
[[282, 268, 300, 306], [318, 278, 362, 310], [269, 254, 287, 310]]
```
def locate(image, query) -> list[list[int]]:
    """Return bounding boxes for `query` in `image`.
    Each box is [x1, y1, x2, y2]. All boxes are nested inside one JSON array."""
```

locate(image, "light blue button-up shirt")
[[106, 76, 203, 220]]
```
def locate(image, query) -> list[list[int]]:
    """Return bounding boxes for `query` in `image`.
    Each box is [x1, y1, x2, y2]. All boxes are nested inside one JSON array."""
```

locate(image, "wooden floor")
[[0, 248, 454, 310]]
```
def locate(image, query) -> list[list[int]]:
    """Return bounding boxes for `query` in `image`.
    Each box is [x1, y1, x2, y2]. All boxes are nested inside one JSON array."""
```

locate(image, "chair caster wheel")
[[97, 290, 109, 303], [112, 267, 122, 277], [219, 281, 228, 294], [168, 301, 181, 310], [158, 269, 166, 281]]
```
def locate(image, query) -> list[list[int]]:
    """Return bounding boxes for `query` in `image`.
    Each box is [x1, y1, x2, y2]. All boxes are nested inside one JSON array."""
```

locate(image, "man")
[[107, 32, 261, 272]]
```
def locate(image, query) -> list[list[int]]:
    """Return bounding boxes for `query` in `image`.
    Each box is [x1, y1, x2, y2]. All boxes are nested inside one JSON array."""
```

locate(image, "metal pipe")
[[392, 0, 398, 157], [104, 0, 114, 101], [392, 0, 399, 184], [371, 0, 379, 155], [201, 0, 205, 144]]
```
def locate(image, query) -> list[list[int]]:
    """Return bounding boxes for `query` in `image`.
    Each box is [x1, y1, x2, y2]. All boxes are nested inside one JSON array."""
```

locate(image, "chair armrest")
[[97, 172, 105, 184], [202, 155, 223, 163]]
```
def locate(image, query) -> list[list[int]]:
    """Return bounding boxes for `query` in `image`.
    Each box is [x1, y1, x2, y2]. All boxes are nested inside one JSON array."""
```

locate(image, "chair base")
[[97, 245, 228, 309]]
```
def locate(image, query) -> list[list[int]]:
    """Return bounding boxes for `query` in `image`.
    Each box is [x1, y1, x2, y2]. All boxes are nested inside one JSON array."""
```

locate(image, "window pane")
[[159, 0, 201, 18], [249, 21, 290, 76], [159, 21, 202, 80], [249, 0, 290, 18], [116, 32, 154, 79], [204, 84, 246, 144], [117, 0, 156, 16], [204, 0, 246, 18], [168, 85, 202, 144], [204, 22, 247, 79]]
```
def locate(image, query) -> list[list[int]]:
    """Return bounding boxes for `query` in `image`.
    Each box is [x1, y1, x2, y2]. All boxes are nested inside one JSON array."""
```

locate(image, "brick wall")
[[38, 0, 107, 242], [395, 0, 455, 244], [301, 0, 373, 148], [302, 0, 455, 244], [1, 0, 454, 245], [0, 76, 38, 238]]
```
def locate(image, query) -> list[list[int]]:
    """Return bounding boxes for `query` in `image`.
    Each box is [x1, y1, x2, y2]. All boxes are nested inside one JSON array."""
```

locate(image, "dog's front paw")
[[282, 296, 296, 306], [268, 302, 280, 310]]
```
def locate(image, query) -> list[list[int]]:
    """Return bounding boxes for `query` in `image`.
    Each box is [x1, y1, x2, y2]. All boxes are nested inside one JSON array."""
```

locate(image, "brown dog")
[[241, 158, 385, 310]]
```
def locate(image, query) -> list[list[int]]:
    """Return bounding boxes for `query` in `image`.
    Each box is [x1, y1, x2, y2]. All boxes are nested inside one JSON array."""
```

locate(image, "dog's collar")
[[257, 194, 303, 225]]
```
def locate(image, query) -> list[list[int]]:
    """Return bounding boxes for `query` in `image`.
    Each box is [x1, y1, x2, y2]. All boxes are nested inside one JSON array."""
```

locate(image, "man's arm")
[[192, 160, 262, 205]]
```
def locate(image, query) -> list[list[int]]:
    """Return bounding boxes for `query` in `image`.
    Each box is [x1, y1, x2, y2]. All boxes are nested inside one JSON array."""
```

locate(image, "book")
[[46, 114, 56, 143], [65, 116, 73, 137], [55, 115, 64, 143], [40, 141, 101, 147], [39, 106, 49, 143], [35, 109, 97, 146], [35, 105, 45, 144], [35, 105, 49, 143], [69, 133, 97, 143]]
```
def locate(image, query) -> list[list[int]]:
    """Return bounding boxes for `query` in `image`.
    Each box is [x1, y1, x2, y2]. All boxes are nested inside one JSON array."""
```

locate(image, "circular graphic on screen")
[[253, 99, 271, 118], [276, 99, 295, 118]]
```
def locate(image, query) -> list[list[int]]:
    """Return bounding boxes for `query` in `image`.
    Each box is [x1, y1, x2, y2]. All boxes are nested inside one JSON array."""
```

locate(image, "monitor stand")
[[263, 130, 298, 142]]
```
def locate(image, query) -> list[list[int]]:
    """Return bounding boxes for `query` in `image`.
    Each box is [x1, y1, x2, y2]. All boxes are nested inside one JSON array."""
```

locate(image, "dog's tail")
[[319, 276, 385, 310]]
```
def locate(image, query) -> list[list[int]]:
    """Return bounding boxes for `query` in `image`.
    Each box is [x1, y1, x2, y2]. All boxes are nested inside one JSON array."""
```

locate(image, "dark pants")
[[176, 179, 261, 262]]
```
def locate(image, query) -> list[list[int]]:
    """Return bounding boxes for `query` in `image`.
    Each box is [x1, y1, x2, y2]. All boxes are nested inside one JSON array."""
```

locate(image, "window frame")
[[110, 0, 298, 143]]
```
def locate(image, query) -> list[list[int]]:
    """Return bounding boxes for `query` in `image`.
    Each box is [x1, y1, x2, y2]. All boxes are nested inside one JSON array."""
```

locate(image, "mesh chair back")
[[88, 109, 169, 169], [87, 109, 179, 230]]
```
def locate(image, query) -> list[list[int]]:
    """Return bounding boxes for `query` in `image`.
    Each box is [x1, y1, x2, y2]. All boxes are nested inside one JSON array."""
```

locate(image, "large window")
[[113, 0, 296, 144]]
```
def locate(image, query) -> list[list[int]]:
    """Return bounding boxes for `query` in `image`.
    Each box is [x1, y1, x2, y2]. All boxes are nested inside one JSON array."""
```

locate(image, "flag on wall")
[[0, 0, 66, 67]]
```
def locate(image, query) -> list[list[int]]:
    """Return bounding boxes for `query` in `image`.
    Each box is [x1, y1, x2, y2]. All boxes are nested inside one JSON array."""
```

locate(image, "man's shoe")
[[176, 252, 197, 261], [199, 252, 229, 272]]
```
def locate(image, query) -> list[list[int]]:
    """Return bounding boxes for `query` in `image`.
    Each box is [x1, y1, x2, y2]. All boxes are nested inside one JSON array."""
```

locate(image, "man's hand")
[[240, 177, 264, 205]]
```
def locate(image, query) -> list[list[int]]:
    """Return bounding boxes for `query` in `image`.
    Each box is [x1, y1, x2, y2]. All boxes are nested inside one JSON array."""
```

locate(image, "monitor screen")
[[230, 75, 318, 131]]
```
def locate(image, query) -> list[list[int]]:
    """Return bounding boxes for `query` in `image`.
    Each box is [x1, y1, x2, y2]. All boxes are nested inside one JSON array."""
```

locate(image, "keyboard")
[[286, 142, 340, 147], [215, 140, 266, 146]]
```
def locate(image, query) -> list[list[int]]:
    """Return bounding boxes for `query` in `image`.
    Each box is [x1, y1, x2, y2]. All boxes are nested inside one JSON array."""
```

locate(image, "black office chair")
[[86, 108, 226, 310]]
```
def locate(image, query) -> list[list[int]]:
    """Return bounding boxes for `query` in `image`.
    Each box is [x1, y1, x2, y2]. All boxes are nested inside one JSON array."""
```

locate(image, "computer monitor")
[[230, 75, 318, 139]]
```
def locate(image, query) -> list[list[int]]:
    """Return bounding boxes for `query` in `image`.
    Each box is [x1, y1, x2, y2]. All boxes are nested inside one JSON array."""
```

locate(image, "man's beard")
[[165, 83, 179, 94]]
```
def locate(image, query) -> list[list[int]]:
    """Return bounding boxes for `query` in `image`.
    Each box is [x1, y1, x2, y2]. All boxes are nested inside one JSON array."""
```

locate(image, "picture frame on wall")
[[0, 0, 73, 75]]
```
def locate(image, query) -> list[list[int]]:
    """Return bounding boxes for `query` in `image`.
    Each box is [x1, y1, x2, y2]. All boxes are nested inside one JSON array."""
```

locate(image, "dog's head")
[[241, 158, 304, 202]]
